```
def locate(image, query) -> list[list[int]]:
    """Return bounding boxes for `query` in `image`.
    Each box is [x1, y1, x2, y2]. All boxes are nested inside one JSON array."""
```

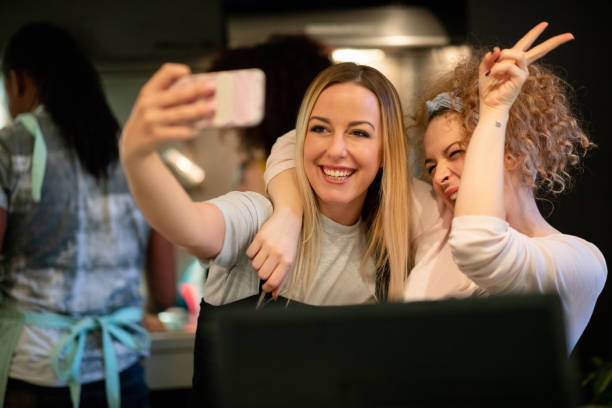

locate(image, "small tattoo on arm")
[[495, 121, 502, 128]]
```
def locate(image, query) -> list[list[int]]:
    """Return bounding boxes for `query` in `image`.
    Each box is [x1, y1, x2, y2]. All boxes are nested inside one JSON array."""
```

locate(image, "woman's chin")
[[443, 200, 456, 216]]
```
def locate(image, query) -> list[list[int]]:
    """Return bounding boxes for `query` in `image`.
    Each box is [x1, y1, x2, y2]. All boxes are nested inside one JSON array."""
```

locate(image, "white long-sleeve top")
[[449, 215, 607, 351]]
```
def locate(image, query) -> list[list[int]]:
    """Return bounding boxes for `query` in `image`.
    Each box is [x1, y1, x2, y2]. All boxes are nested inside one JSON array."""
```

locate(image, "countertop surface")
[[145, 330, 195, 390]]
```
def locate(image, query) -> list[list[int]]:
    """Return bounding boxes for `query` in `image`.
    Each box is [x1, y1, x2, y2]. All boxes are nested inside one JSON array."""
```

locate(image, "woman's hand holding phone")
[[120, 64, 265, 165], [120, 63, 216, 164], [120, 63, 259, 262], [174, 68, 265, 129]]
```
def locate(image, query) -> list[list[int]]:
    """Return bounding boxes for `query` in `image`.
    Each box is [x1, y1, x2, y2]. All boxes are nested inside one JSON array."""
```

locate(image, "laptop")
[[200, 294, 577, 407]]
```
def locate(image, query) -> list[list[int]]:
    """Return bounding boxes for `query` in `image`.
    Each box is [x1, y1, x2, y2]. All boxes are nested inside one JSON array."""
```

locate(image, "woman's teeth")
[[323, 168, 352, 180], [450, 192, 458, 201]]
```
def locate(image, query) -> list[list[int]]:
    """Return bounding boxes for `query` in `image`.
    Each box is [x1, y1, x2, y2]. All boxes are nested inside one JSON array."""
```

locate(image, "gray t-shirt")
[[203, 191, 376, 306]]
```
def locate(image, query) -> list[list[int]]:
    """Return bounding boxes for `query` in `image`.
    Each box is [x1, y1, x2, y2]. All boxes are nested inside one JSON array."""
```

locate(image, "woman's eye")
[[310, 125, 327, 133], [351, 129, 370, 138], [449, 149, 464, 158], [426, 165, 436, 175]]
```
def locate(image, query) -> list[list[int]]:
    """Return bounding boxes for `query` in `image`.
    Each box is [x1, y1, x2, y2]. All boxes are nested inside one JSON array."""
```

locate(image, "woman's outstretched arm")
[[120, 63, 226, 260]]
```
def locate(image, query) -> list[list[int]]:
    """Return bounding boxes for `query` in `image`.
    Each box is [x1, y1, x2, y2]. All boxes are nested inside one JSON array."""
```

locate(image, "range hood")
[[228, 5, 450, 49], [0, 0, 224, 69]]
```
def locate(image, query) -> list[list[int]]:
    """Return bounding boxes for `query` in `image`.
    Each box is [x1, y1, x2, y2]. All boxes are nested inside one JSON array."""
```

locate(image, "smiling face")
[[303, 82, 383, 225], [424, 112, 467, 212]]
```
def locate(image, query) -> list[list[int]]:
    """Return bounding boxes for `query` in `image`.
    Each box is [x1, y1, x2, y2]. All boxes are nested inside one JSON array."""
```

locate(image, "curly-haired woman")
[[414, 22, 606, 352]]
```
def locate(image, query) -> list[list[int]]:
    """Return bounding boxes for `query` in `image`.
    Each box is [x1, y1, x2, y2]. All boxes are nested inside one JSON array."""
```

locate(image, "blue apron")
[[0, 303, 150, 408]]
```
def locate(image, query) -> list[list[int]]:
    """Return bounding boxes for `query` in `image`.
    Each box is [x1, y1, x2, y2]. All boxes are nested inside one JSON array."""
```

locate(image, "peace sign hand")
[[478, 22, 574, 115]]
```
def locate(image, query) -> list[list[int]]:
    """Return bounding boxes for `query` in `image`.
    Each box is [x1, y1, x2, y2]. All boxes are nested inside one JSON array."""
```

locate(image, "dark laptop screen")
[[201, 294, 576, 408]]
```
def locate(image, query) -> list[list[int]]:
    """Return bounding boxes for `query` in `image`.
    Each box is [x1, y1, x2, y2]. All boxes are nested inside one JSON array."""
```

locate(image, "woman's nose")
[[433, 162, 451, 186], [327, 132, 348, 159]]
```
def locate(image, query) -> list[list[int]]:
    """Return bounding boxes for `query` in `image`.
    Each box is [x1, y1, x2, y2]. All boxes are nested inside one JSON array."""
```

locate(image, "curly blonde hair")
[[411, 48, 594, 196]]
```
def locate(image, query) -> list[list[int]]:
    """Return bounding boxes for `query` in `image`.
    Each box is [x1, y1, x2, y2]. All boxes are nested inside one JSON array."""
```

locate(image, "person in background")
[[205, 34, 332, 194], [0, 22, 175, 408], [253, 23, 605, 352]]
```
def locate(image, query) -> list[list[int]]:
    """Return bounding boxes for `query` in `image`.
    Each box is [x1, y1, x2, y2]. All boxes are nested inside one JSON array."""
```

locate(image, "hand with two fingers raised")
[[478, 22, 574, 116]]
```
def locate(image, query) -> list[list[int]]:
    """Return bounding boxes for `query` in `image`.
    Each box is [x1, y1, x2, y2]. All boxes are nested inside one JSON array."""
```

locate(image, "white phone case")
[[174, 68, 266, 129]]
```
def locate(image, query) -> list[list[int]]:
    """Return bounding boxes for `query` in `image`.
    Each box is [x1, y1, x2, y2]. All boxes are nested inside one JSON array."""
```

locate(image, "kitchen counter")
[[144, 330, 195, 390]]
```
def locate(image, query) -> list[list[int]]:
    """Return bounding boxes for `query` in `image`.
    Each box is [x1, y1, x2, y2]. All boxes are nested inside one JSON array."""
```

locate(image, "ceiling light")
[[332, 48, 386, 64]]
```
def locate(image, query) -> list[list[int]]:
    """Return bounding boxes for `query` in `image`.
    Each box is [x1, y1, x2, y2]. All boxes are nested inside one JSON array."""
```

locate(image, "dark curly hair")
[[206, 34, 333, 157]]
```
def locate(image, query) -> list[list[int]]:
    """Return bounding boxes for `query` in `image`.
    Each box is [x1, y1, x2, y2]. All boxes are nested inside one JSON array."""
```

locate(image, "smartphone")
[[173, 68, 266, 129]]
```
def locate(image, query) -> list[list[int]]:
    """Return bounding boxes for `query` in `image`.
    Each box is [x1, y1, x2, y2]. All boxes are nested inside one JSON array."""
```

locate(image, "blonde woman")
[[120, 62, 447, 308], [121, 61, 456, 405]]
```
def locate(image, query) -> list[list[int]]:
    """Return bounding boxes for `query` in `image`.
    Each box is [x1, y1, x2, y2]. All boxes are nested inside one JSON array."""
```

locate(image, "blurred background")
[[1, 0, 608, 405]]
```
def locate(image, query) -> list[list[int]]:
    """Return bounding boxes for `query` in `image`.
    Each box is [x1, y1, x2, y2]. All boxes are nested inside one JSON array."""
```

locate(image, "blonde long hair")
[[286, 62, 415, 302]]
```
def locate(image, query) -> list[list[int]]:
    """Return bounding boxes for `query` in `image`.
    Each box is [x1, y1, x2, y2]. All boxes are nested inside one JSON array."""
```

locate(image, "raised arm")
[[120, 63, 226, 260], [454, 22, 574, 218], [447, 24, 599, 352], [246, 130, 303, 295]]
